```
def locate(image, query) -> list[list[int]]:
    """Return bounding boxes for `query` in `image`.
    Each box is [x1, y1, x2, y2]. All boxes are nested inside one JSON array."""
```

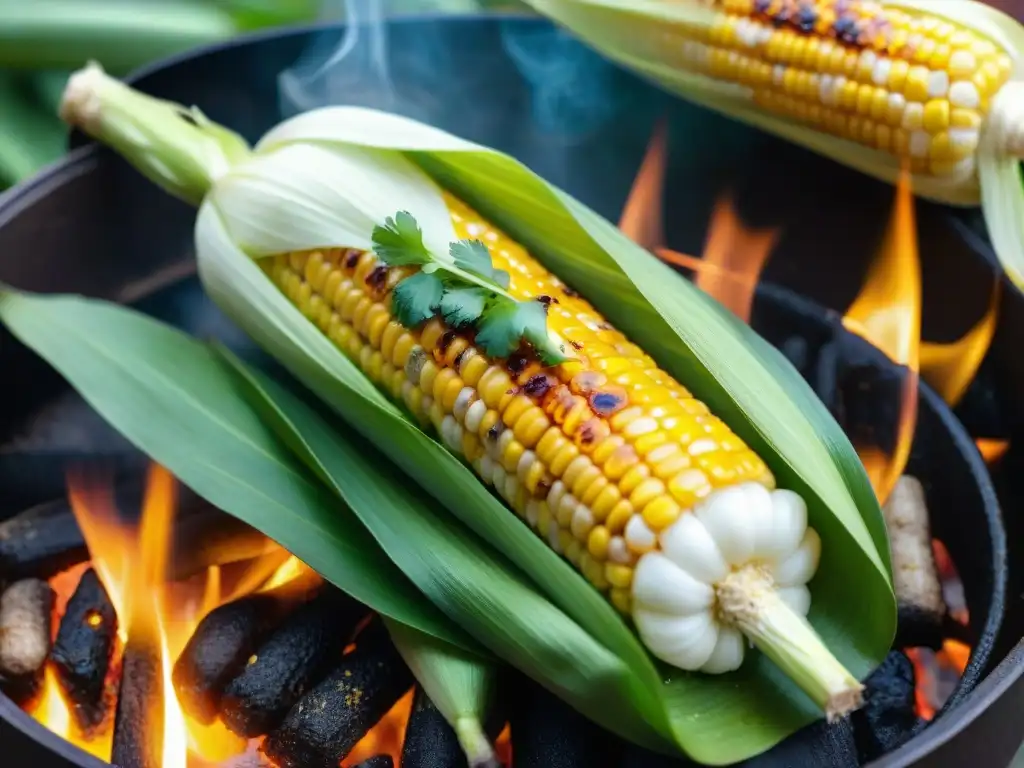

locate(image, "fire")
[[976, 438, 1010, 464], [30, 466, 249, 765], [618, 125, 778, 324], [841, 169, 920, 506], [919, 281, 1001, 407]]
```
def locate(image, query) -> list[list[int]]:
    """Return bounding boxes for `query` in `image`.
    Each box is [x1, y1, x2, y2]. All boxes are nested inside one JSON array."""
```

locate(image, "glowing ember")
[[920, 281, 1001, 407], [976, 438, 1010, 465], [842, 169, 920, 507]]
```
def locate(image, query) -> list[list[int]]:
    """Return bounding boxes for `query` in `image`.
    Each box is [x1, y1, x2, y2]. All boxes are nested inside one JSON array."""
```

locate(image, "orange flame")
[[919, 281, 1000, 406], [31, 466, 247, 764], [842, 169, 920, 506], [618, 124, 778, 323], [618, 119, 667, 250], [976, 438, 1010, 464]]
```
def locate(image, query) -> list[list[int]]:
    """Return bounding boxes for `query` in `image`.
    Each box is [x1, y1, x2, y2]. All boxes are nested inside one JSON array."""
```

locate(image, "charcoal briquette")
[[219, 589, 367, 737], [0, 499, 88, 582], [172, 572, 320, 724], [262, 620, 413, 768], [50, 567, 118, 733], [852, 651, 918, 762], [0, 578, 54, 680], [112, 630, 164, 768]]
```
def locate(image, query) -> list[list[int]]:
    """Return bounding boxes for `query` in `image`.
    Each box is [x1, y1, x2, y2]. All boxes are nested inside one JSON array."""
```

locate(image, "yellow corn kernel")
[[267, 192, 777, 624]]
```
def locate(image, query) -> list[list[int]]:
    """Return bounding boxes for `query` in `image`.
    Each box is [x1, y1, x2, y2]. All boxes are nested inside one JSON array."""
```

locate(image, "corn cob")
[[526, 0, 1024, 190], [267, 193, 826, 678], [59, 64, 863, 719], [653, 0, 1017, 180]]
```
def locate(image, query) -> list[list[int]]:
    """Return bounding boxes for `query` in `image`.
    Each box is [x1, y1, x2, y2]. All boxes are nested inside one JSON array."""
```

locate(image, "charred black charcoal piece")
[[262, 620, 414, 768], [883, 477, 947, 650], [401, 686, 477, 768], [0, 498, 89, 581], [0, 484, 272, 584], [50, 568, 118, 734], [112, 632, 163, 768], [512, 679, 616, 768], [219, 590, 368, 737], [172, 572, 320, 724], [0, 578, 54, 706], [852, 651, 919, 763], [356, 757, 395, 768]]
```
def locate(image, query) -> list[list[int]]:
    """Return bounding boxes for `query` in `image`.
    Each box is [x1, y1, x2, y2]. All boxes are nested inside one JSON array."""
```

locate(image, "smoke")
[[275, 1, 653, 193]]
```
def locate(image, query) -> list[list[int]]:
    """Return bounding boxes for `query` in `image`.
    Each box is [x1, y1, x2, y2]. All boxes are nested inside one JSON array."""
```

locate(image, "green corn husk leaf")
[[0, 0, 237, 73], [56, 73, 894, 763], [520, 0, 1024, 290], [0, 290, 477, 654], [385, 621, 500, 768]]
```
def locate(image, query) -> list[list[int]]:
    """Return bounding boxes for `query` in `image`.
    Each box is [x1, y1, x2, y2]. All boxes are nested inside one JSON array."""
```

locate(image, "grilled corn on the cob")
[[60, 63, 865, 720], [527, 0, 1024, 191], [269, 193, 822, 661]]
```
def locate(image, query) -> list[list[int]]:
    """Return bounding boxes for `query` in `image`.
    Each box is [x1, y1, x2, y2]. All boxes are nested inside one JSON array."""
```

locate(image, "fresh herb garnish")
[[371, 212, 570, 365]]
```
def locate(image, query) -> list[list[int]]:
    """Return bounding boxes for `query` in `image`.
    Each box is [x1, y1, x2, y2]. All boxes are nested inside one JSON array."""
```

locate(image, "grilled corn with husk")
[[60, 63, 866, 720], [523, 0, 1024, 288]]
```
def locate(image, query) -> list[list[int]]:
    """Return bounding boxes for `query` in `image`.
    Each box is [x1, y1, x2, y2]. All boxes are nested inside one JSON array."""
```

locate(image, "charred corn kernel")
[[267, 194, 778, 655], [651, 0, 1013, 180]]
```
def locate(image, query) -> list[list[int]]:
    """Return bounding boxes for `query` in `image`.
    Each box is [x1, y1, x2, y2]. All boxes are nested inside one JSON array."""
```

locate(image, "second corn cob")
[[59, 63, 868, 720]]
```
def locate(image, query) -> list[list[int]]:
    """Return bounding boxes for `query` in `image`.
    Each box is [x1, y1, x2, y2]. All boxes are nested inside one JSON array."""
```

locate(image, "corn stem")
[[60, 63, 250, 205], [716, 566, 864, 720]]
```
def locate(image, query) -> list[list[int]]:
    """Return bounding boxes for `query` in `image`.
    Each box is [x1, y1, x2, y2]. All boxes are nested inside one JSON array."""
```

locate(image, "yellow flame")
[[842, 169, 920, 505], [919, 281, 1000, 406]]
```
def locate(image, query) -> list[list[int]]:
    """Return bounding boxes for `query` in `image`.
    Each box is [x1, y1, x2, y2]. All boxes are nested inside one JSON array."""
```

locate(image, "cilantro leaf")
[[392, 270, 443, 327], [450, 239, 511, 289], [372, 211, 431, 267], [476, 299, 570, 365], [440, 286, 487, 328]]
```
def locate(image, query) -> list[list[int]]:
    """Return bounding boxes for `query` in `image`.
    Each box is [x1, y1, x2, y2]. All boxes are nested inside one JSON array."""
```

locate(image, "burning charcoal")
[[173, 569, 321, 724], [262, 619, 414, 768], [357, 757, 395, 768], [512, 679, 616, 768], [112, 631, 164, 768], [171, 510, 278, 582], [402, 685, 498, 768], [0, 489, 272, 584], [852, 651, 918, 763], [883, 476, 947, 649], [50, 568, 118, 733], [0, 498, 89, 581], [219, 590, 368, 737], [0, 578, 54, 704]]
